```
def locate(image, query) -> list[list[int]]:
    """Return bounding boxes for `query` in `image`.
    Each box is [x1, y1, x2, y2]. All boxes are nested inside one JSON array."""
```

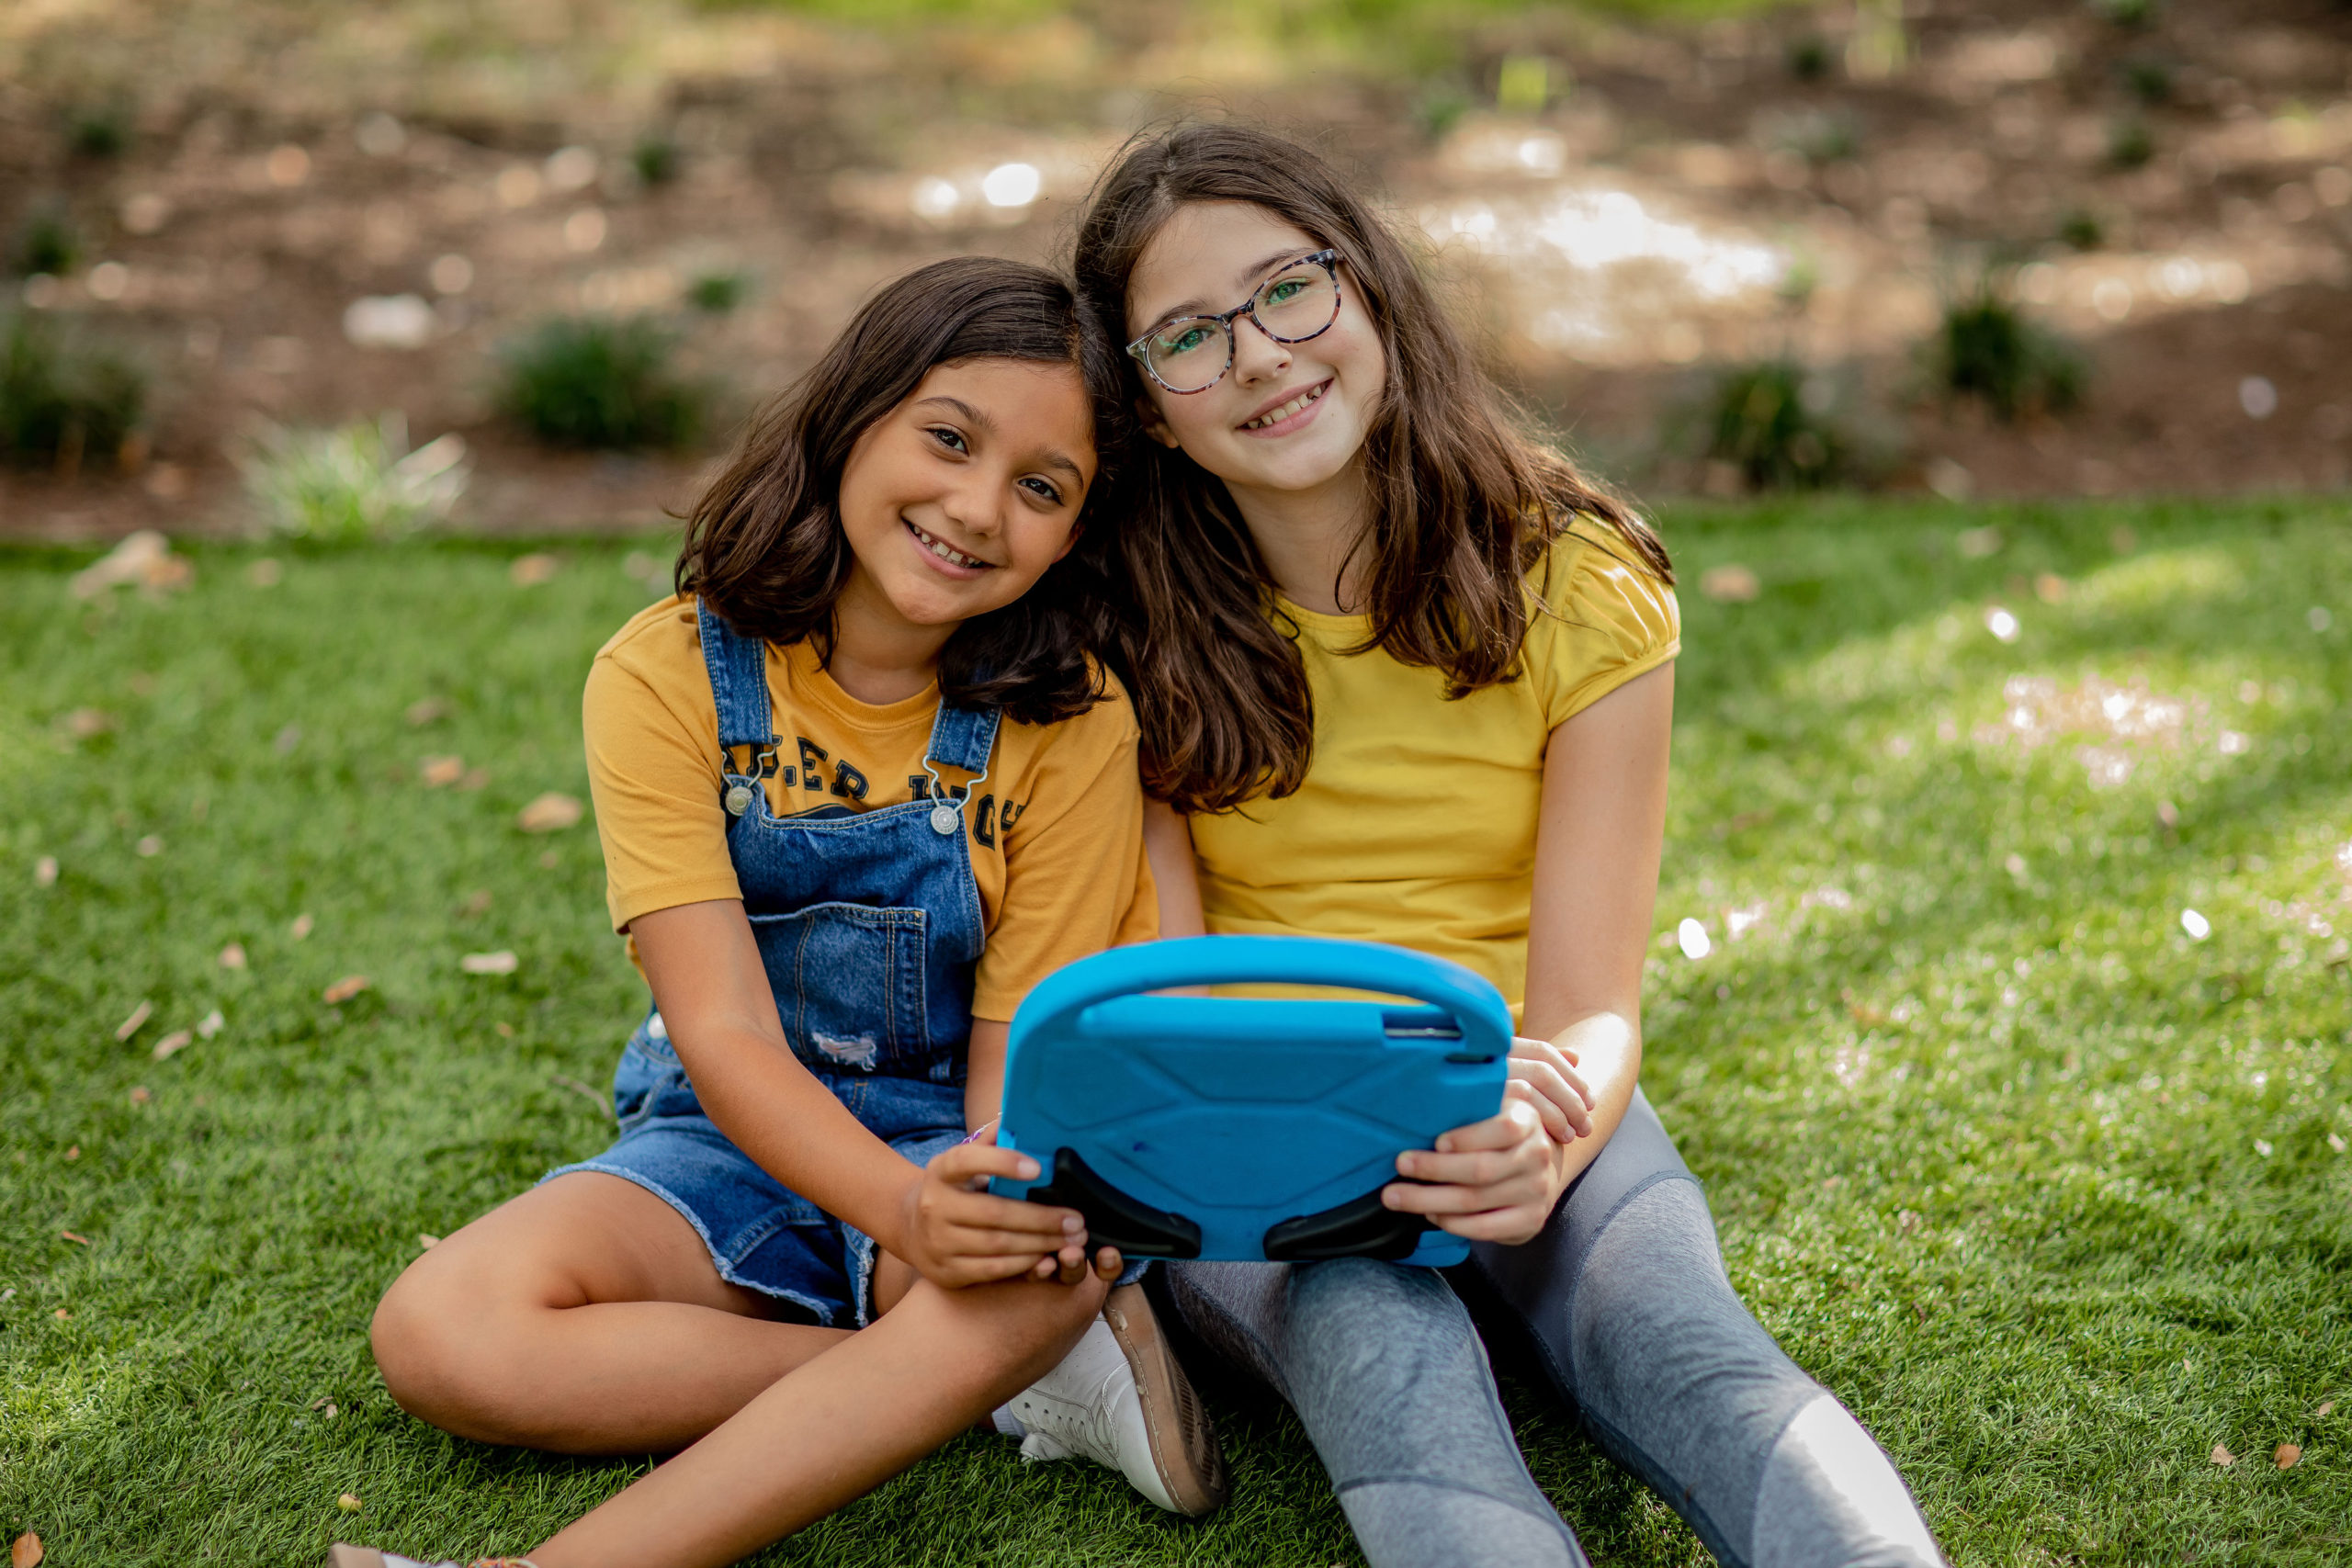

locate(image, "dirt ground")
[[3, 0, 2349, 542]]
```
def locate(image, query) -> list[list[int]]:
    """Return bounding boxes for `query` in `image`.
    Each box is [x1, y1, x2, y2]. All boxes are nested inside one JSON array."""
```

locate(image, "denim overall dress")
[[547, 602, 994, 1326]]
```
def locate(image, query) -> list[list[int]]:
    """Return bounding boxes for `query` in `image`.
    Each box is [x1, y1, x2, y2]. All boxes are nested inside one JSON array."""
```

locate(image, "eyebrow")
[[1148, 246, 1317, 324], [914, 395, 1086, 484]]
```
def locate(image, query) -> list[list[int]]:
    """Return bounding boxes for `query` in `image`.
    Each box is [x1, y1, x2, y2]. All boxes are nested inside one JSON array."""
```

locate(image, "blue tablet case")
[[989, 935, 1511, 1268]]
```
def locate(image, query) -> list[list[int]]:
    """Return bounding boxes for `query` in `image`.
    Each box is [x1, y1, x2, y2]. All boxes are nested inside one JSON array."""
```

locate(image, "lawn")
[[2, 499, 2347, 1566]]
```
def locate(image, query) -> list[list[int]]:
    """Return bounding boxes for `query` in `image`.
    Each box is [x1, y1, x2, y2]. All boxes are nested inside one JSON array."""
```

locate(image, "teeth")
[[1244, 384, 1324, 431], [909, 521, 987, 569]]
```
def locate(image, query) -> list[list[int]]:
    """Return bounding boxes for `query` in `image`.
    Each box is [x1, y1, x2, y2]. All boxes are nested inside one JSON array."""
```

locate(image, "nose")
[[938, 464, 1005, 539], [1231, 312, 1293, 384]]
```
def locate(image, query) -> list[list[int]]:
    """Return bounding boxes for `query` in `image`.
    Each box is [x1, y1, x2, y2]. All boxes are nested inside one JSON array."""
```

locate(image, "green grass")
[[3, 499, 2348, 1565]]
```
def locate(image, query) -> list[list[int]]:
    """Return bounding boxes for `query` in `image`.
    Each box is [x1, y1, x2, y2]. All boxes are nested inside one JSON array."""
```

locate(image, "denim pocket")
[[747, 902, 931, 1072], [612, 1009, 700, 1130]]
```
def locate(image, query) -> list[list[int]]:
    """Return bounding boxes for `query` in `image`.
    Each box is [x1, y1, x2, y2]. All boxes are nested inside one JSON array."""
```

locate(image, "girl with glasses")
[[1074, 123, 1946, 1568]]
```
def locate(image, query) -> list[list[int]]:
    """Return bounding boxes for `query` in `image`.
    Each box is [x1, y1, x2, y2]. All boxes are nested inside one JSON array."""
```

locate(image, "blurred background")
[[3, 0, 2349, 542]]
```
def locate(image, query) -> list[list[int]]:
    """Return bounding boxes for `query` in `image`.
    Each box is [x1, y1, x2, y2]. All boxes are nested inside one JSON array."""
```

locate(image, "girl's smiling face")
[[835, 356, 1096, 637], [1125, 201, 1386, 495]]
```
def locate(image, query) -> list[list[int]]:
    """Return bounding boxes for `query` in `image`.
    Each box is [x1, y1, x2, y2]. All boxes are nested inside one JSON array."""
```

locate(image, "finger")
[[1505, 1076, 1572, 1143], [1507, 1063, 1591, 1138], [933, 1190, 1085, 1238], [945, 1253, 1059, 1286], [941, 1224, 1093, 1258], [1400, 1140, 1548, 1190], [1514, 1034, 1583, 1071], [1430, 1205, 1549, 1244], [1422, 1100, 1543, 1159], [1510, 1039, 1596, 1111], [1093, 1246, 1123, 1280], [1383, 1169, 1548, 1216], [928, 1142, 1046, 1185]]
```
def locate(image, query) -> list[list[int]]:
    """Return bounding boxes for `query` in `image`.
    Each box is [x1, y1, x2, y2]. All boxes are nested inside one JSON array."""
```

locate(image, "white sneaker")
[[1008, 1282, 1227, 1517]]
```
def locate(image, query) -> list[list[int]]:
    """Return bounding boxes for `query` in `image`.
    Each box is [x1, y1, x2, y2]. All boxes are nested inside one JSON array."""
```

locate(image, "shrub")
[[1786, 35, 1831, 82], [1705, 361, 1846, 490], [67, 104, 130, 158], [10, 202, 79, 276], [239, 414, 469, 543], [0, 310, 144, 473], [632, 134, 680, 186], [1933, 279, 2084, 421], [686, 269, 748, 314], [2058, 208, 2105, 250], [2109, 117, 2154, 169], [2090, 0, 2159, 28], [2122, 57, 2174, 105], [497, 315, 700, 448]]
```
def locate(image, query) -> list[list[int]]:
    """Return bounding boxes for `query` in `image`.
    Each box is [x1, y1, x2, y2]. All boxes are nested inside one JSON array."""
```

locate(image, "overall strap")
[[925, 702, 1001, 785], [695, 599, 776, 753]]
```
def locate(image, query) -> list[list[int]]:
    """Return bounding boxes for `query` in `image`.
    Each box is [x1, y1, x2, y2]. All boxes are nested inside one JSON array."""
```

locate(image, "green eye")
[[1159, 325, 1213, 356], [1264, 278, 1307, 305]]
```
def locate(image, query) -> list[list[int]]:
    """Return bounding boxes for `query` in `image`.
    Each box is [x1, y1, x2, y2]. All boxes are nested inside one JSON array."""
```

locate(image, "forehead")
[[1127, 201, 1323, 331], [907, 357, 1096, 478]]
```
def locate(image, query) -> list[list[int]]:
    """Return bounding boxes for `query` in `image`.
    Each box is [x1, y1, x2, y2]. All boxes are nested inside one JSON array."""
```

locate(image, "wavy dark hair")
[[1072, 123, 1673, 813], [676, 255, 1129, 727]]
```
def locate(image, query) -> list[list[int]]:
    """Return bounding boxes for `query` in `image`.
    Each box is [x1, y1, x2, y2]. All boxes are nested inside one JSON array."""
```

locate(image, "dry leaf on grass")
[[51, 1308, 68, 1320], [404, 696, 450, 726], [290, 912, 313, 941], [419, 754, 466, 787], [517, 792, 583, 832], [11, 1530, 41, 1568], [197, 1009, 223, 1039], [510, 552, 560, 586], [274, 724, 302, 755], [2211, 1442, 2235, 1466], [418, 1233, 442, 1249], [247, 558, 282, 588], [60, 1231, 89, 1245], [460, 950, 518, 976], [2317, 1401, 2337, 1418], [71, 530, 191, 597], [322, 976, 371, 1005], [2276, 1443, 2301, 1469], [153, 1031, 192, 1061], [34, 856, 58, 887], [459, 889, 492, 917], [219, 942, 247, 969], [1699, 564, 1761, 603], [114, 1000, 153, 1041], [129, 1086, 150, 1104], [62, 1145, 78, 1161], [61, 707, 113, 739], [337, 1494, 363, 1513]]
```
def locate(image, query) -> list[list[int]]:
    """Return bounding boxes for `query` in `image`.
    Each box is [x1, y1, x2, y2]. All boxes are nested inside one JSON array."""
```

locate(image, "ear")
[[1052, 518, 1084, 565], [1136, 395, 1182, 450]]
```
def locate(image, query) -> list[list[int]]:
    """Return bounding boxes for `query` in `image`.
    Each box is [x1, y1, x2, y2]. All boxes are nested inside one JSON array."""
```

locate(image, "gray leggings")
[[1163, 1090, 1946, 1568]]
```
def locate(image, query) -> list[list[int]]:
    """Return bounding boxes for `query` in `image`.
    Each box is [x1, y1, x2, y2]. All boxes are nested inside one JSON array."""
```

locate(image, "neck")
[[823, 574, 953, 705], [1219, 457, 1373, 616]]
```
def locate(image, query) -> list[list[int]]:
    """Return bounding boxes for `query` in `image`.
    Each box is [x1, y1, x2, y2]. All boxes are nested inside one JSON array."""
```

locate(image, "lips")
[[1240, 380, 1328, 432], [905, 518, 994, 570]]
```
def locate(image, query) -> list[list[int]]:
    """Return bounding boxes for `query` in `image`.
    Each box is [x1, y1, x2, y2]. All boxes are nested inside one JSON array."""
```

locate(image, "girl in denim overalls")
[[349, 259, 1223, 1568]]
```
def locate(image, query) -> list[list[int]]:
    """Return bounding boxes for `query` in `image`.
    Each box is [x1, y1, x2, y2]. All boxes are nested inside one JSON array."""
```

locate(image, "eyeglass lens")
[[1144, 260, 1340, 391]]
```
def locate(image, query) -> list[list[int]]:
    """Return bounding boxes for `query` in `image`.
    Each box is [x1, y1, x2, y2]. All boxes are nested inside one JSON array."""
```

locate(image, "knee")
[[369, 1259, 542, 1445]]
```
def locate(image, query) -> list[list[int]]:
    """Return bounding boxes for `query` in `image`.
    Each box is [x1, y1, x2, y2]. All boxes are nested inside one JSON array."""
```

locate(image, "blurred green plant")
[[239, 415, 469, 544], [632, 134, 681, 187], [2058, 208, 2105, 250], [1772, 107, 1860, 164], [1705, 361, 1847, 490], [1412, 81, 1474, 141], [0, 310, 144, 475], [498, 315, 700, 449], [66, 102, 131, 158], [2108, 116, 2154, 169], [685, 269, 748, 314], [1932, 277, 2084, 422], [10, 202, 80, 277], [2121, 56, 2174, 105], [1786, 34, 1831, 82], [2089, 0, 2160, 28]]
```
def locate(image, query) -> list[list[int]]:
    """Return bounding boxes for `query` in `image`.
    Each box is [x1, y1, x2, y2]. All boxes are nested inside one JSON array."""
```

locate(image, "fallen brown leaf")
[[219, 941, 248, 969], [418, 1232, 442, 1249], [62, 1145, 78, 1161], [114, 1000, 153, 1041], [337, 1494, 363, 1513], [2211, 1442, 2235, 1467], [459, 889, 492, 918], [246, 558, 282, 588], [152, 1031, 192, 1061], [458, 767, 490, 790], [460, 950, 518, 976], [197, 1010, 224, 1039], [323, 1403, 338, 1419], [517, 792, 583, 832], [419, 754, 465, 787], [52, 1308, 68, 1320], [2317, 1401, 2336, 1418], [510, 552, 560, 586], [2034, 572, 2069, 604], [404, 696, 450, 726], [34, 855, 58, 886], [322, 976, 371, 1005], [290, 912, 313, 941], [129, 1086, 150, 1104], [70, 530, 185, 598], [60, 1231, 89, 1245], [11, 1529, 41, 1568], [2276, 1443, 2301, 1469], [62, 707, 113, 739], [494, 1021, 514, 1038], [537, 850, 560, 870], [1699, 563, 1761, 603]]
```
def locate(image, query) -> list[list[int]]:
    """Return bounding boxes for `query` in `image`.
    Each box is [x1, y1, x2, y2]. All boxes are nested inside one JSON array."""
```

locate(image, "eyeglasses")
[[1125, 249, 1343, 395]]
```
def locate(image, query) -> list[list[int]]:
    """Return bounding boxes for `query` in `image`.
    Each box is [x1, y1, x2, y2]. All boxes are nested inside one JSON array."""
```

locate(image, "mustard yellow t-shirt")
[[1188, 527, 1679, 1009], [583, 595, 1157, 1022]]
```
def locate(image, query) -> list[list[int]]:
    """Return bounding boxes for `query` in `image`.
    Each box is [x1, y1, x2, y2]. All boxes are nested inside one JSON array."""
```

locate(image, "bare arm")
[[1143, 800, 1206, 940], [1385, 660, 1675, 1238], [631, 900, 1079, 1284]]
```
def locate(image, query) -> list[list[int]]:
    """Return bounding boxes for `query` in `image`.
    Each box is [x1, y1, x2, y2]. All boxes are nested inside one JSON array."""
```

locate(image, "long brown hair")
[[677, 256, 1131, 728], [1072, 122, 1671, 813]]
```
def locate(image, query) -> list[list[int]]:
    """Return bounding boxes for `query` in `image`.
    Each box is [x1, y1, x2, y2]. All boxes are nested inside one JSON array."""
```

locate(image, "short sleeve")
[[583, 648, 742, 932], [1526, 525, 1681, 730]]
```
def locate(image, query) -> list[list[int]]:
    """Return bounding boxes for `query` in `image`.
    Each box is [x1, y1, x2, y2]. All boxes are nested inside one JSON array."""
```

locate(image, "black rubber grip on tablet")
[[1025, 1147, 1203, 1259], [1262, 1188, 1434, 1262]]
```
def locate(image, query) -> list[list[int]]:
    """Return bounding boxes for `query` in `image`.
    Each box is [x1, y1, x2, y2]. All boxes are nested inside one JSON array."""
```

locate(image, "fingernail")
[[1015, 1157, 1039, 1179], [1061, 1213, 1082, 1233]]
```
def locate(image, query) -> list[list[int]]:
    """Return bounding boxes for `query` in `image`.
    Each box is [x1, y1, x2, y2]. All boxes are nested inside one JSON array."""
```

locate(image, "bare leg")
[[529, 1267, 1113, 1568], [372, 1171, 847, 1453]]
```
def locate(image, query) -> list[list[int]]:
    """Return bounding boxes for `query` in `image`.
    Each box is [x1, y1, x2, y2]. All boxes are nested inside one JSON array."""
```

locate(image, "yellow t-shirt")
[[583, 595, 1158, 1022], [1188, 527, 1679, 1009]]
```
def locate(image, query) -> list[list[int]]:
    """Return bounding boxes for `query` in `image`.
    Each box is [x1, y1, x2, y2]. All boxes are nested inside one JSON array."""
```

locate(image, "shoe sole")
[[328, 1550, 385, 1568], [1103, 1281, 1228, 1517]]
